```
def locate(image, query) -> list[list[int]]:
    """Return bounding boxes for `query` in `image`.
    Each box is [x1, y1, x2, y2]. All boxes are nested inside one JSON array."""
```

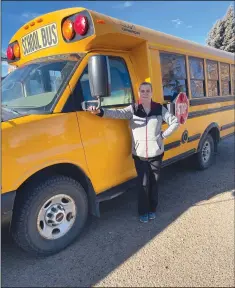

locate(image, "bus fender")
[[13, 162, 101, 219], [197, 122, 220, 153]]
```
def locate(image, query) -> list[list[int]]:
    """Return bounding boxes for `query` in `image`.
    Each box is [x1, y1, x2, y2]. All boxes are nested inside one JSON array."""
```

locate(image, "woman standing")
[[87, 82, 179, 223]]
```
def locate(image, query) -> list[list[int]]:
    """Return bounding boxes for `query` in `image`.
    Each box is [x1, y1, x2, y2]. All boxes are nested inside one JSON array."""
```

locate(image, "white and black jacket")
[[97, 101, 179, 159]]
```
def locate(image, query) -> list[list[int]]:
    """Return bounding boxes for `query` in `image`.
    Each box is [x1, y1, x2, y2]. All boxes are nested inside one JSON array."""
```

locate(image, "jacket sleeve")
[[97, 105, 134, 120], [161, 106, 180, 139]]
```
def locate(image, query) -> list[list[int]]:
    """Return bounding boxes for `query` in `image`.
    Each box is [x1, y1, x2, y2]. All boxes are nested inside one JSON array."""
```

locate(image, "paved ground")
[[1, 136, 235, 287]]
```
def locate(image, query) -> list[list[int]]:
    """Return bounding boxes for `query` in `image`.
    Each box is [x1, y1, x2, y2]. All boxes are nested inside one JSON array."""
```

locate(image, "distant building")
[[1, 52, 16, 75], [1, 52, 7, 62], [1, 53, 8, 79]]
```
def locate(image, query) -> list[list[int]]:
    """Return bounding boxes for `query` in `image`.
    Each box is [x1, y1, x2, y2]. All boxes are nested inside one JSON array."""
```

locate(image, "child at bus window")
[[87, 82, 179, 223]]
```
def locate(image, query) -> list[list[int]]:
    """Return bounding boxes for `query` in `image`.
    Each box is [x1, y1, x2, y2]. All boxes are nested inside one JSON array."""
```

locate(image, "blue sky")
[[1, 0, 233, 76]]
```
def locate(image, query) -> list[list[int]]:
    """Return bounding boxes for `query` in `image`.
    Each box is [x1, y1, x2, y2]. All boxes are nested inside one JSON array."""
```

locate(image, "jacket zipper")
[[146, 116, 148, 159]]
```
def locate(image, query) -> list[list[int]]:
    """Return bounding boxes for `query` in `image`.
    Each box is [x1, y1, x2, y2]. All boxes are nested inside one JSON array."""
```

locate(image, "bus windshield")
[[1, 53, 85, 113]]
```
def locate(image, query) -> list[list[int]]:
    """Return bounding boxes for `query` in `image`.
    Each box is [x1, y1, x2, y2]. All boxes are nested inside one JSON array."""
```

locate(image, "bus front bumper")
[[1, 191, 16, 226]]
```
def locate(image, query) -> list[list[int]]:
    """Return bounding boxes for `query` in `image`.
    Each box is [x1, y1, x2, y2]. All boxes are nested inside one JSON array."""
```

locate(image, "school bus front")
[[1, 7, 142, 257], [6, 7, 97, 67]]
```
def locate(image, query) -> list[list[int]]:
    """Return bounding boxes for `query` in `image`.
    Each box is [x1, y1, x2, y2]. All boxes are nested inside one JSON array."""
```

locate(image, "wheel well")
[[208, 127, 220, 151], [14, 163, 99, 217], [197, 124, 220, 153]]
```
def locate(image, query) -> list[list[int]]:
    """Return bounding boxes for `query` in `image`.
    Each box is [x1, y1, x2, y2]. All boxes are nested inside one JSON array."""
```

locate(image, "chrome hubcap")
[[37, 194, 76, 240], [202, 140, 211, 163]]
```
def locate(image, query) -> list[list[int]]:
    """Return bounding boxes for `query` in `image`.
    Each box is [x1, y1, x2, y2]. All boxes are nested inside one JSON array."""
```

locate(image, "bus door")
[[75, 54, 137, 193]]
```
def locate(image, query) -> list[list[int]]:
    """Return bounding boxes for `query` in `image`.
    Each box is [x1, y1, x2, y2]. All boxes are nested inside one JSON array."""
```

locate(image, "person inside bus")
[[87, 82, 180, 223]]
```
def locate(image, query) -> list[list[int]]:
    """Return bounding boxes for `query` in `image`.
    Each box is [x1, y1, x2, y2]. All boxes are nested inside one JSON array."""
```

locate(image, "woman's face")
[[139, 84, 152, 102]]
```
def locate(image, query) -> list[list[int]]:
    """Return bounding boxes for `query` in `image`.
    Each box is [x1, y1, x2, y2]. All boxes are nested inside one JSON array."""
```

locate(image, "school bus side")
[[147, 42, 234, 169], [1, 7, 234, 256], [87, 9, 235, 157]]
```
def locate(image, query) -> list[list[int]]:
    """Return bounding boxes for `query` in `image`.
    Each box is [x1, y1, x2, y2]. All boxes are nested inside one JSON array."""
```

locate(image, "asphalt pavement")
[[1, 136, 234, 287]]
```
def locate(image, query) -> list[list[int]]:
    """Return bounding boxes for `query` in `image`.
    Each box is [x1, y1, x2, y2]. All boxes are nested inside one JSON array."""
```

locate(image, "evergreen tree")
[[206, 5, 235, 53]]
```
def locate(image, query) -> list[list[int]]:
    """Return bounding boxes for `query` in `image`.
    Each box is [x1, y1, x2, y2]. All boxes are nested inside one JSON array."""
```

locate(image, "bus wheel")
[[195, 133, 215, 170], [11, 176, 88, 257]]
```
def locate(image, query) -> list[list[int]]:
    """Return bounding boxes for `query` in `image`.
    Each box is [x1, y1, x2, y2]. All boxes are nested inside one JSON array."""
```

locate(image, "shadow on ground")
[[1, 137, 234, 287]]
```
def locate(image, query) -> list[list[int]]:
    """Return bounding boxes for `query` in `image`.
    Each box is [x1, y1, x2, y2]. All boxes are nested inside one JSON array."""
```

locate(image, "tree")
[[206, 5, 235, 53]]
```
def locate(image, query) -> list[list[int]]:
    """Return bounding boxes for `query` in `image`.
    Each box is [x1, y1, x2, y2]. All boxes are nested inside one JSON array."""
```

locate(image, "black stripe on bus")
[[188, 133, 201, 142], [188, 105, 235, 119], [165, 133, 201, 151], [164, 140, 181, 151], [190, 95, 235, 106], [220, 122, 235, 131], [162, 149, 196, 167]]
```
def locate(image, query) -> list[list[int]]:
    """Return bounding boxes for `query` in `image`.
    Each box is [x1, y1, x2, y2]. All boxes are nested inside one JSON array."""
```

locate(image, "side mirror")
[[88, 55, 110, 98]]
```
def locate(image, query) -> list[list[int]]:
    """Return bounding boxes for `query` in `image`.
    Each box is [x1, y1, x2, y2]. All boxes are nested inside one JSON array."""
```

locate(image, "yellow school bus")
[[1, 7, 234, 256]]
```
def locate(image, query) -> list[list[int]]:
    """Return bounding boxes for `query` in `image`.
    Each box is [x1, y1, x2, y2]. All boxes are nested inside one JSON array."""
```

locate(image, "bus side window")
[[79, 66, 93, 101], [101, 56, 134, 107], [79, 56, 134, 106], [189, 57, 206, 98], [206, 60, 220, 97], [220, 62, 231, 96], [160, 52, 188, 102], [231, 64, 235, 95]]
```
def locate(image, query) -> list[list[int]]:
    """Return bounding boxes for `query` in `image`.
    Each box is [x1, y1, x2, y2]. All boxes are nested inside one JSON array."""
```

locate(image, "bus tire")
[[194, 133, 215, 170], [11, 176, 88, 257]]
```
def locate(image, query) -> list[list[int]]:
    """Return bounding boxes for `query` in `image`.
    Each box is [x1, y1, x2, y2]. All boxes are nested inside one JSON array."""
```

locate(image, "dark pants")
[[133, 153, 164, 215]]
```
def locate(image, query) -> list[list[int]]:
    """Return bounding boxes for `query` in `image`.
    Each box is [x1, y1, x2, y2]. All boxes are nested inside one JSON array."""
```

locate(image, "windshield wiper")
[[2, 105, 22, 115]]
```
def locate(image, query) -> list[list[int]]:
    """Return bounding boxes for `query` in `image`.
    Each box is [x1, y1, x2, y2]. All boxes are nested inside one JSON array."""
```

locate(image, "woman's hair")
[[139, 82, 152, 91]]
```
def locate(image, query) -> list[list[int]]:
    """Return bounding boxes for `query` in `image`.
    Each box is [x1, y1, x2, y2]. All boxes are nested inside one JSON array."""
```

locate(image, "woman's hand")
[[87, 106, 101, 115]]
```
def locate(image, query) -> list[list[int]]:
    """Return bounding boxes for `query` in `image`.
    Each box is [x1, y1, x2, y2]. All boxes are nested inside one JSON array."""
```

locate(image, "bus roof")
[[88, 9, 234, 62], [8, 7, 234, 66]]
